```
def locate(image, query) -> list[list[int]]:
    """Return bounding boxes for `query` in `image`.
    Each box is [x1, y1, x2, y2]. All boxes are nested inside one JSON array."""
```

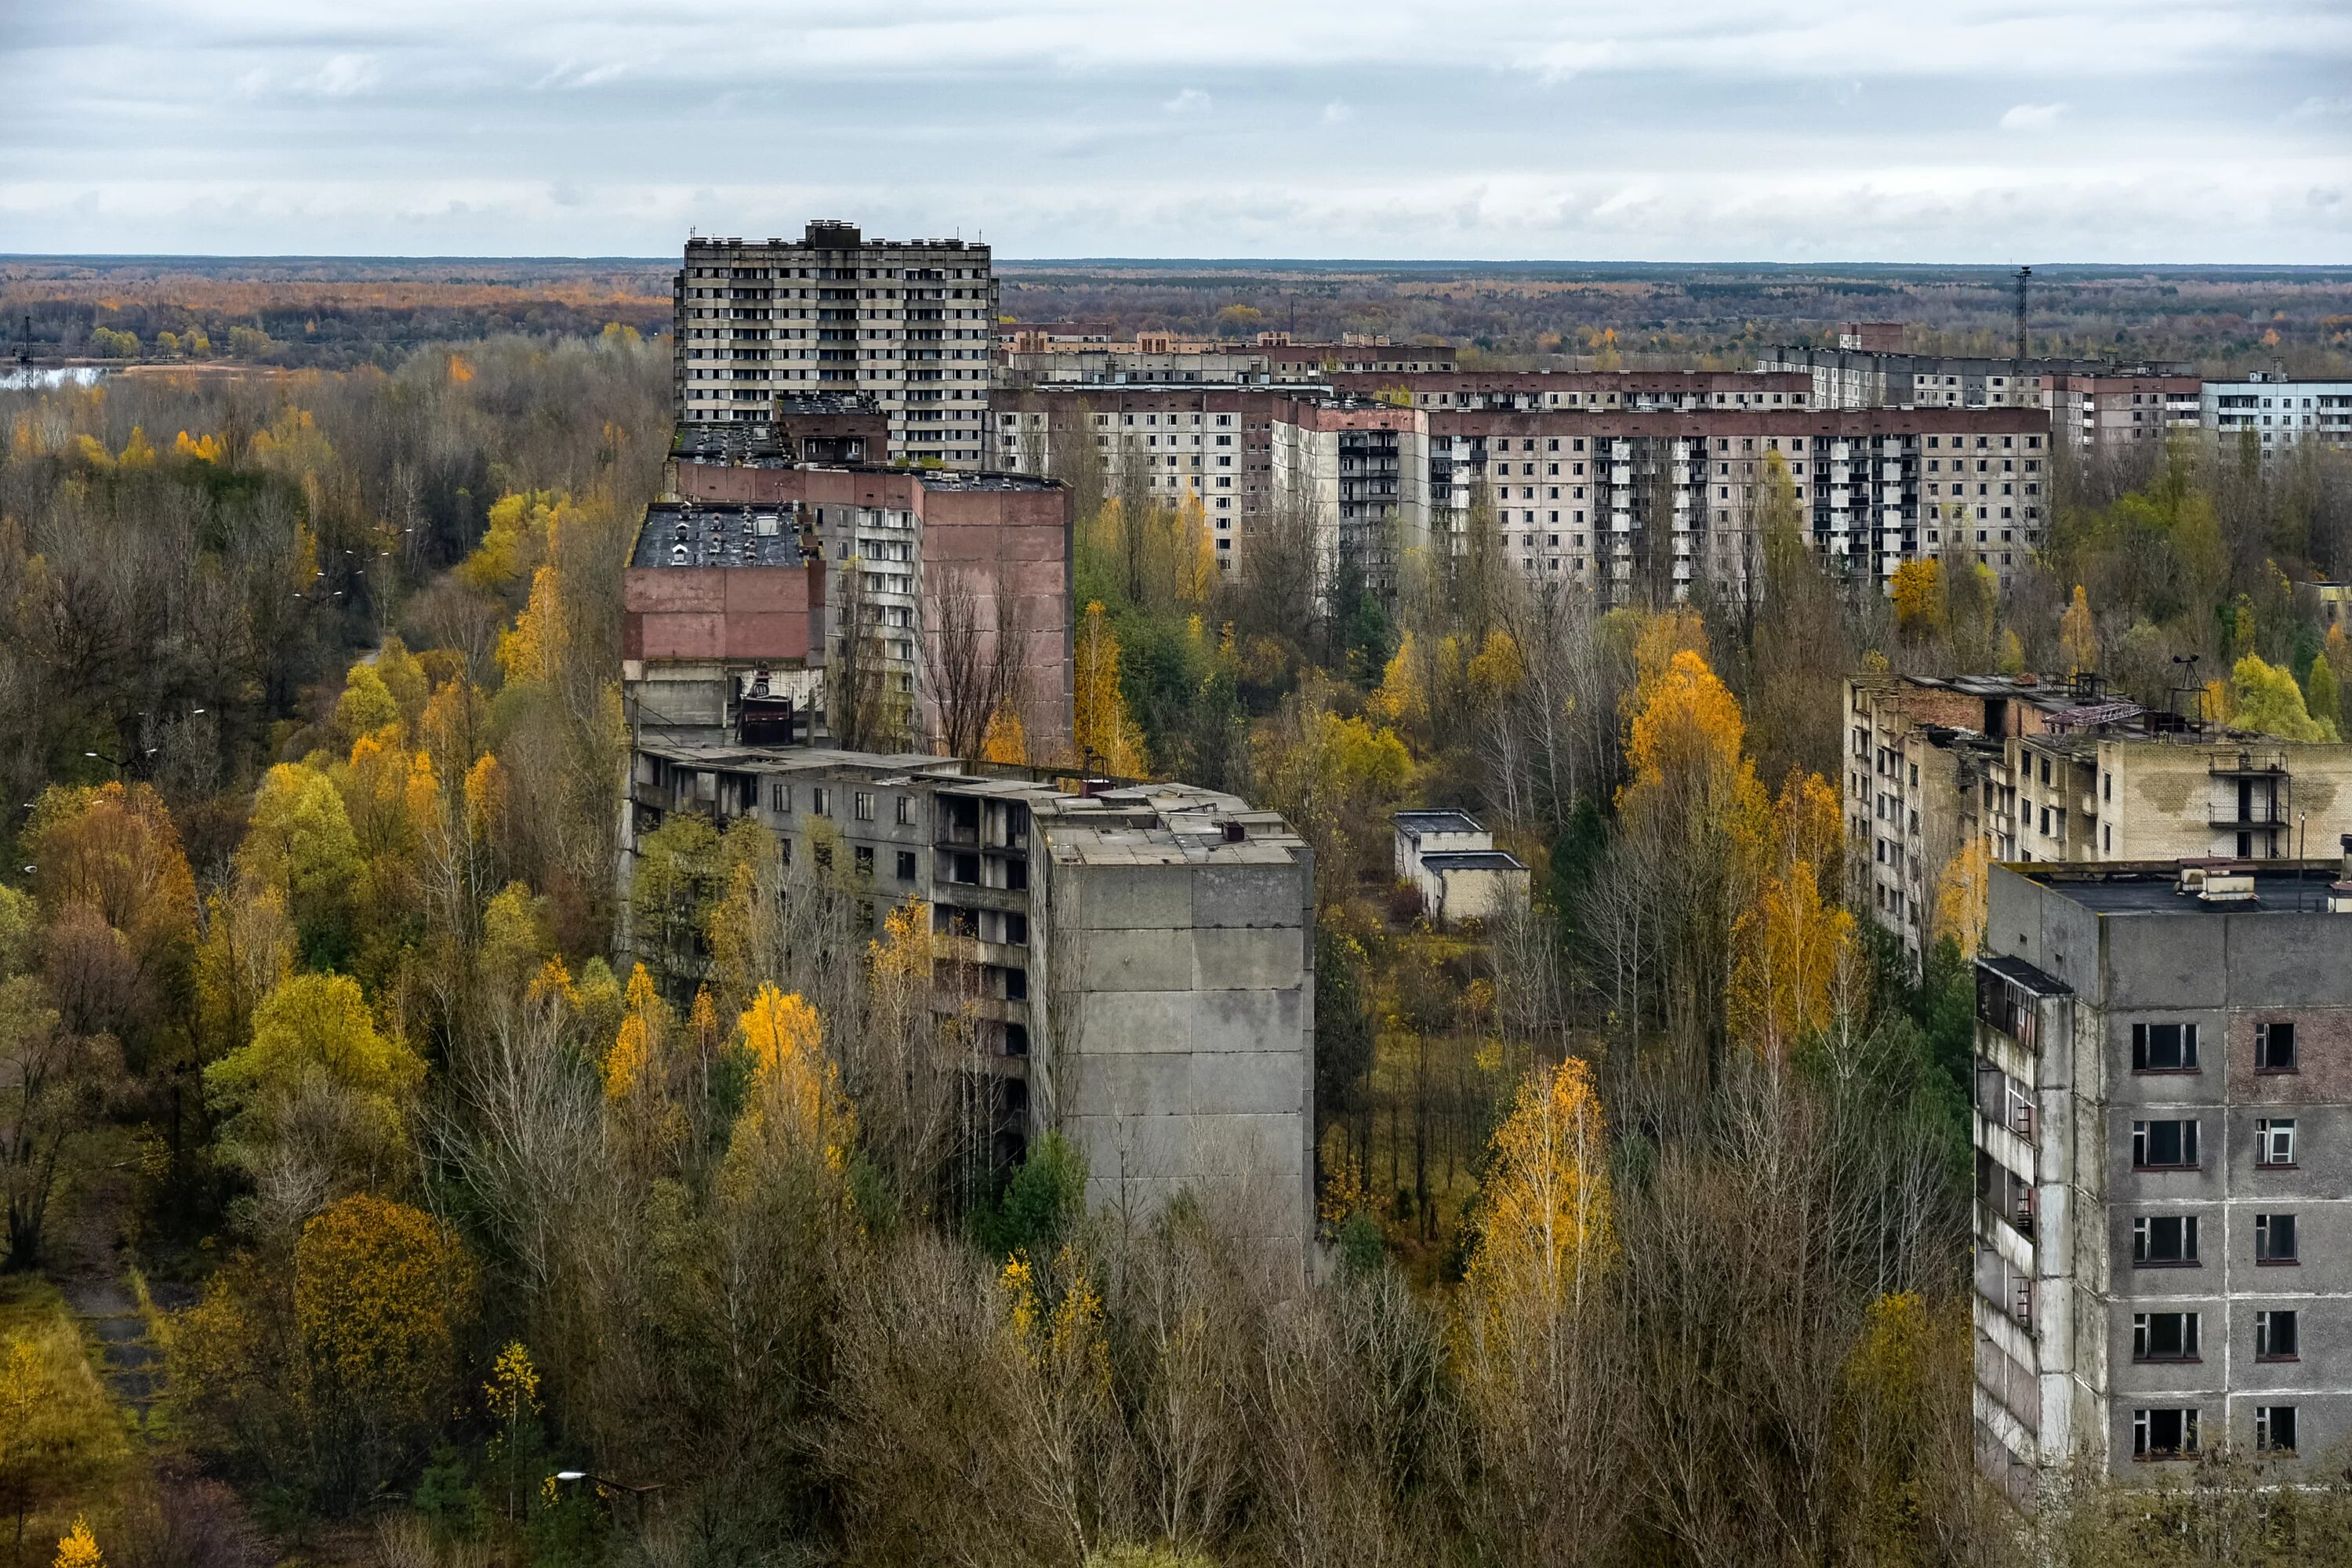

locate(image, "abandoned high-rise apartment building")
[[673, 220, 995, 468], [1975, 852, 2352, 1497]]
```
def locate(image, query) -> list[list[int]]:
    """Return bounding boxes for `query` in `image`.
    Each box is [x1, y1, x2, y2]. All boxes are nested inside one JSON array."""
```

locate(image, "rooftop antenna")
[[2169, 652, 2202, 728]]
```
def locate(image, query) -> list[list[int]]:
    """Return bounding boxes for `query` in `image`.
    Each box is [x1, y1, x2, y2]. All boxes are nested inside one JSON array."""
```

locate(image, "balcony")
[[2211, 753, 2288, 777]]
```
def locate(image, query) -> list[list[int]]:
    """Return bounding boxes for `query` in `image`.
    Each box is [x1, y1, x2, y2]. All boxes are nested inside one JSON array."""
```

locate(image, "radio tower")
[[2012, 267, 2031, 405]]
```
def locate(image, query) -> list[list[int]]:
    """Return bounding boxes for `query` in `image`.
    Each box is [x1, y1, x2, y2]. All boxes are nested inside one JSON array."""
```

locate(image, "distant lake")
[[0, 367, 106, 390]]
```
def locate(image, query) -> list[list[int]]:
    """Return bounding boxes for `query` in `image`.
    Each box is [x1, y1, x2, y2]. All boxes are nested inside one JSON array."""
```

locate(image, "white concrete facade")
[[2205, 376, 2352, 456]]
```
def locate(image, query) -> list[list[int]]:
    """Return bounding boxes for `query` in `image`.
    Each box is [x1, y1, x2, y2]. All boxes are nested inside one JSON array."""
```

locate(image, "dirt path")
[[46, 1163, 179, 1430]]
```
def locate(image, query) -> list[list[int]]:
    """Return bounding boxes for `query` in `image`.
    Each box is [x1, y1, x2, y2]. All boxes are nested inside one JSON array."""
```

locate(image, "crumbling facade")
[[1976, 858, 2352, 1497]]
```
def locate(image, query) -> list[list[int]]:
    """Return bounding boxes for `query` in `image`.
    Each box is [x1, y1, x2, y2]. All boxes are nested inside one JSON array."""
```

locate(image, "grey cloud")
[[2, 1, 2348, 260]]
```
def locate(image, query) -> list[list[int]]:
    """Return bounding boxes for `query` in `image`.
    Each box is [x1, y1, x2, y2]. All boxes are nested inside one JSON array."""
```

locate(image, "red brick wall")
[[623, 562, 821, 662], [659, 464, 1075, 754]]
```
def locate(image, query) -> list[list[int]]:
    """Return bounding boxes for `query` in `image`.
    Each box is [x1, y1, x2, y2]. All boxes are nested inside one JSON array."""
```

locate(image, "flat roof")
[[632, 502, 813, 568], [779, 393, 882, 416], [2014, 861, 2350, 916], [1420, 850, 1527, 872], [1979, 953, 2071, 996], [672, 424, 782, 461], [630, 738, 1306, 864], [1396, 810, 1486, 837]]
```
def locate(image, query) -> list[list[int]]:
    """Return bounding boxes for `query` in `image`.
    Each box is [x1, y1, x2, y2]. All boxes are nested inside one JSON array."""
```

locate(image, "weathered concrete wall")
[[1985, 869, 2352, 1479], [1042, 850, 1315, 1281]]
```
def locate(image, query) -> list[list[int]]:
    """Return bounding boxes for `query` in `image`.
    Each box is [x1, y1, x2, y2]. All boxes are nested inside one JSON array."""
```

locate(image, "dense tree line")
[[1001, 263, 2352, 375], [4, 264, 669, 371]]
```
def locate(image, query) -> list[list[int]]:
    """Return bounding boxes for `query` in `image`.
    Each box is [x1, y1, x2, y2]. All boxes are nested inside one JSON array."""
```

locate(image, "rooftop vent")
[[1218, 819, 1246, 844], [2199, 866, 2257, 904], [2176, 857, 2232, 897]]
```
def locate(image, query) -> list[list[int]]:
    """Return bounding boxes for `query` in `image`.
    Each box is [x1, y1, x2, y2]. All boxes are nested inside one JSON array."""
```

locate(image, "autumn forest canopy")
[[5, 282, 2352, 1568]]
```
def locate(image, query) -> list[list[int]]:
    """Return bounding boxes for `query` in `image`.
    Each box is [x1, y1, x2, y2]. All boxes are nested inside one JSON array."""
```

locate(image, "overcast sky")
[[3, 0, 2348, 262]]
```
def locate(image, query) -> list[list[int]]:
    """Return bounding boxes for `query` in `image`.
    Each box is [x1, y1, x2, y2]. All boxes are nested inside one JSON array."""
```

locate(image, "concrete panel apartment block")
[[617, 742, 1318, 1283], [1975, 854, 2352, 1502]]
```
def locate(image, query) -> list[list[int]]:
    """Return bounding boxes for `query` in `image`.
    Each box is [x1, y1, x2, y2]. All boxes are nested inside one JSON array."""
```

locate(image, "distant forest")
[[997, 261, 2352, 376], [5, 255, 2349, 374]]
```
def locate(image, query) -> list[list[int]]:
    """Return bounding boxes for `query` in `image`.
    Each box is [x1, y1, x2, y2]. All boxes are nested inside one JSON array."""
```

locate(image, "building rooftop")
[[686, 223, 983, 252], [1418, 850, 1528, 872], [672, 424, 782, 463], [1395, 809, 1486, 837], [1979, 952, 2071, 996], [2016, 860, 2352, 916], [630, 739, 1305, 864], [1039, 784, 1306, 866], [906, 469, 1063, 492], [631, 502, 815, 569], [779, 392, 882, 417]]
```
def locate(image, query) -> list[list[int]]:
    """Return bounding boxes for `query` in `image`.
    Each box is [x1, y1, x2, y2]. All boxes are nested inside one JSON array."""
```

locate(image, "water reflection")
[[0, 367, 107, 390]]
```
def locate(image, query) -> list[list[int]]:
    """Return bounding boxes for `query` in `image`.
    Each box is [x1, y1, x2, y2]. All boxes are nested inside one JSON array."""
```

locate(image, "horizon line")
[[2, 252, 2350, 274]]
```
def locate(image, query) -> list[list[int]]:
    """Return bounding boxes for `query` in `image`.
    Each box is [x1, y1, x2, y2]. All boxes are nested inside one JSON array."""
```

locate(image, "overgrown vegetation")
[[6, 307, 2352, 1568]]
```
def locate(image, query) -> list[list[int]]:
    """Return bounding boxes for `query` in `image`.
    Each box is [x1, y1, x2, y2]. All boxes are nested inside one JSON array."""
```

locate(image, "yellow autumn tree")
[[1728, 774, 1854, 1062], [332, 662, 402, 747], [292, 1195, 476, 1497], [2310, 643, 2345, 738], [1174, 488, 1216, 604], [53, 1519, 100, 1568], [2059, 585, 2098, 676], [1842, 1290, 1966, 1553], [482, 1340, 542, 1519], [339, 728, 426, 863], [1073, 601, 1146, 776], [1370, 630, 1428, 729], [1618, 648, 1766, 848], [1888, 559, 1945, 641], [235, 763, 364, 959], [1933, 838, 1993, 958], [724, 985, 855, 1181], [2228, 652, 2339, 742], [1464, 1056, 1614, 1316], [601, 964, 668, 1104], [981, 701, 1029, 765], [205, 971, 426, 1183], [1466, 627, 1525, 713], [192, 880, 297, 1064], [1621, 608, 1709, 722], [996, 1243, 1117, 1566]]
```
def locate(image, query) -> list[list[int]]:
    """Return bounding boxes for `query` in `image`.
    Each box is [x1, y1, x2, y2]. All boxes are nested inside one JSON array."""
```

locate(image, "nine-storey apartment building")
[[1976, 858, 2352, 1500]]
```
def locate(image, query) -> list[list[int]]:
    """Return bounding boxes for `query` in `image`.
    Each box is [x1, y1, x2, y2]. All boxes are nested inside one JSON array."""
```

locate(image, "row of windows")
[[2127, 1019, 2299, 1073], [2132, 1406, 2299, 1458], [2132, 1210, 2300, 1265], [682, 266, 987, 281], [2129, 1307, 2300, 1361], [768, 782, 920, 827], [2132, 1116, 2300, 1168]]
